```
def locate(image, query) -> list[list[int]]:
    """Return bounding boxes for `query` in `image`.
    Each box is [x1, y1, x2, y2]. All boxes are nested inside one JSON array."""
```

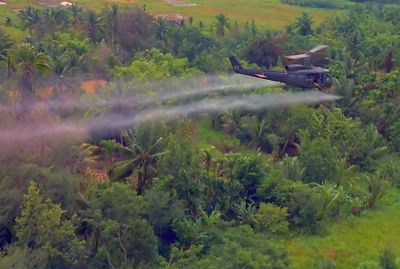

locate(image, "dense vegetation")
[[0, 1, 400, 268], [281, 0, 400, 9]]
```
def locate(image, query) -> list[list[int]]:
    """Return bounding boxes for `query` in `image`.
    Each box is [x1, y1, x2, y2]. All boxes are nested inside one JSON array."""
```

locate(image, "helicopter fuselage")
[[229, 56, 333, 89]]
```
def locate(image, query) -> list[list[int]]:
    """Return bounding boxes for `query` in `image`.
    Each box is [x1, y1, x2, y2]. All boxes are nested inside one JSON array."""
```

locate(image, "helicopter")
[[229, 45, 333, 89]]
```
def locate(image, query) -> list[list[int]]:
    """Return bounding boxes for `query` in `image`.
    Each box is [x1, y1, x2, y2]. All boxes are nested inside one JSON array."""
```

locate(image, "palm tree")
[[0, 30, 13, 77], [295, 12, 313, 36], [67, 3, 83, 31], [86, 11, 103, 44], [154, 17, 168, 46], [43, 8, 70, 34], [215, 13, 230, 38], [104, 3, 119, 49], [364, 173, 386, 208], [5, 17, 12, 26], [109, 125, 165, 194], [48, 50, 81, 98], [18, 6, 40, 35], [14, 43, 50, 96], [219, 111, 243, 136], [239, 114, 269, 149]]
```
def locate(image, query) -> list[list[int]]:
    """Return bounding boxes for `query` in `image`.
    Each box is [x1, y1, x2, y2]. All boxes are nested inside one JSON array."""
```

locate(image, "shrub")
[[254, 203, 289, 234]]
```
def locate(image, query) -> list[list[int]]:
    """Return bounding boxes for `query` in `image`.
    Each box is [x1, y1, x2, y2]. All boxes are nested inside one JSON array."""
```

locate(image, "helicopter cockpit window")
[[308, 73, 320, 82]]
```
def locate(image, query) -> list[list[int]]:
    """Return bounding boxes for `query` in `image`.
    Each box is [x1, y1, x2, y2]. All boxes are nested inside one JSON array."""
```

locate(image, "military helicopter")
[[229, 45, 333, 89]]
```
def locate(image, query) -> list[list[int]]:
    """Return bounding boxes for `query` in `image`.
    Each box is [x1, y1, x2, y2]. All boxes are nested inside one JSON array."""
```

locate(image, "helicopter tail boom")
[[229, 56, 243, 72]]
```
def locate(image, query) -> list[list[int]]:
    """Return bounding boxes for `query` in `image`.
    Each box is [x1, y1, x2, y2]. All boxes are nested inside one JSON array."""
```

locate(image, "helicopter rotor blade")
[[308, 45, 329, 55], [285, 53, 310, 60], [286, 45, 330, 65]]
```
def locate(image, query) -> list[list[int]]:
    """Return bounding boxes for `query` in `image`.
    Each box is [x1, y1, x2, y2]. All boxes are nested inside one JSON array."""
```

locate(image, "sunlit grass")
[[129, 0, 343, 30], [280, 188, 400, 268], [0, 0, 343, 34]]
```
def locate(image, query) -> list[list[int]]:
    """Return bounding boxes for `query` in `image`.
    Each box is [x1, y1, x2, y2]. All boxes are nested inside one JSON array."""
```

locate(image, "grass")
[[0, 0, 343, 37], [279, 188, 400, 268], [195, 116, 240, 158], [130, 0, 343, 30]]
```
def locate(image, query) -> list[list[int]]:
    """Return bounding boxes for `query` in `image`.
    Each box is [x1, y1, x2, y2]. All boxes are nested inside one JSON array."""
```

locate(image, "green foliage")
[[358, 261, 380, 269], [245, 35, 284, 68], [0, 245, 48, 269], [299, 135, 339, 183], [170, 225, 290, 269], [319, 258, 337, 269], [364, 173, 387, 208], [0, 163, 80, 212], [143, 186, 185, 234], [83, 183, 158, 268], [232, 200, 257, 226], [317, 183, 354, 218], [172, 217, 209, 249], [281, 156, 305, 181], [254, 203, 289, 234], [15, 182, 85, 267], [301, 108, 387, 170], [224, 152, 265, 200], [109, 125, 166, 194], [167, 25, 219, 63], [2, 2, 400, 268], [295, 12, 313, 36], [281, 0, 351, 9], [0, 29, 13, 63], [266, 180, 323, 232], [99, 139, 119, 157], [215, 13, 230, 38], [157, 122, 205, 212], [113, 48, 202, 80], [380, 249, 398, 269], [376, 155, 400, 188]]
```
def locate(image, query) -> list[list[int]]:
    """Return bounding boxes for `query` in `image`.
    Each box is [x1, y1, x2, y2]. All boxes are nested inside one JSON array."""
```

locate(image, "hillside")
[[0, 0, 400, 268], [0, 0, 342, 30]]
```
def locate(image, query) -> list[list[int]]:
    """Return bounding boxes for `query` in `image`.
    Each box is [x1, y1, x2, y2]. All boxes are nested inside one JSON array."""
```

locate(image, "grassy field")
[[0, 0, 343, 31], [195, 116, 400, 268], [127, 0, 343, 29], [280, 188, 400, 268]]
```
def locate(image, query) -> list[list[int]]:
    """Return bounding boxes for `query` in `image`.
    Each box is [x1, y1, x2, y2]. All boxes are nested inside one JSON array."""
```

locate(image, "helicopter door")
[[306, 74, 319, 87]]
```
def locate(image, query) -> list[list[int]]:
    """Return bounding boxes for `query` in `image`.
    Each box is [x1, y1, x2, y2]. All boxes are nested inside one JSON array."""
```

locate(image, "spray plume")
[[0, 91, 340, 143], [0, 75, 280, 114]]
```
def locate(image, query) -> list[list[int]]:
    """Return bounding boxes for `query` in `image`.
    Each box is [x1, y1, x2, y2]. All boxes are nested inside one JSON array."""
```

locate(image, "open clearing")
[[280, 188, 400, 268], [128, 0, 342, 29], [1, 0, 343, 30]]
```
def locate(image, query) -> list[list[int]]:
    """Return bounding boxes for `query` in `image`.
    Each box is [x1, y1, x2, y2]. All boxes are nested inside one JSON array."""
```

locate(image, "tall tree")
[[157, 122, 205, 214], [116, 8, 155, 53], [18, 6, 40, 35], [0, 30, 13, 77], [104, 3, 119, 49], [215, 13, 230, 38], [109, 124, 165, 194], [80, 183, 158, 268], [295, 12, 313, 36], [86, 11, 103, 44], [154, 17, 168, 46], [15, 182, 85, 268], [14, 43, 50, 97], [67, 3, 83, 31]]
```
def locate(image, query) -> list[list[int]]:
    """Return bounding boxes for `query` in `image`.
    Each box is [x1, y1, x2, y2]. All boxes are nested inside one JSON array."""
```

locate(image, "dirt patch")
[[165, 0, 198, 7], [31, 0, 73, 7], [60, 1, 72, 6], [80, 79, 107, 93], [155, 13, 186, 23], [324, 248, 338, 259]]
